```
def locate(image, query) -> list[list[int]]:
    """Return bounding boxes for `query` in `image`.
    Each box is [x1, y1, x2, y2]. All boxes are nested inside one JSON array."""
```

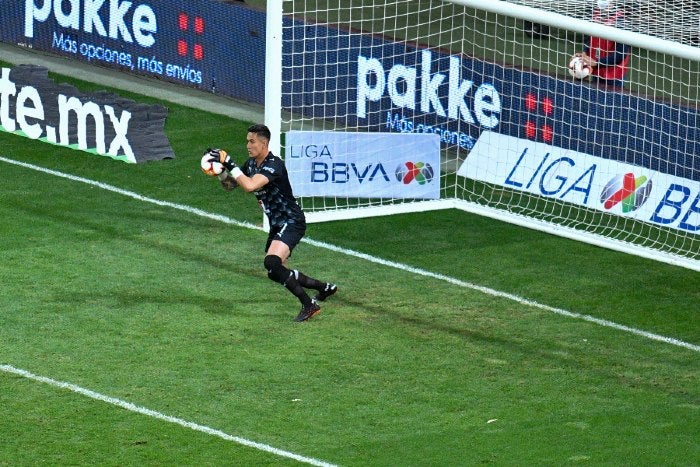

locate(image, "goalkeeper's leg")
[[264, 254, 313, 307], [264, 228, 336, 321], [265, 254, 324, 322], [294, 270, 337, 301], [266, 227, 337, 300]]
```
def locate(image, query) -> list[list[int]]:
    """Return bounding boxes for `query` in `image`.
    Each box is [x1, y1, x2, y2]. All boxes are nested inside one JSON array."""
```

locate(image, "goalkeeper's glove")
[[207, 148, 243, 178]]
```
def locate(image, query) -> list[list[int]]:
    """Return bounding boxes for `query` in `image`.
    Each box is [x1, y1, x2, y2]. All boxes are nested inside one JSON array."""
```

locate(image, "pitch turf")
[[0, 65, 698, 465]]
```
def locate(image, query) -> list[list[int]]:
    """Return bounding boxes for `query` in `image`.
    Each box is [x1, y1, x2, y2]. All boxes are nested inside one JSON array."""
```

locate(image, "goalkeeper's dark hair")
[[248, 123, 271, 143]]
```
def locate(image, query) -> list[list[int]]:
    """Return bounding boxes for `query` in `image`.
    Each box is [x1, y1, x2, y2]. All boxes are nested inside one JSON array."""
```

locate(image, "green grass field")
[[1, 64, 699, 465]]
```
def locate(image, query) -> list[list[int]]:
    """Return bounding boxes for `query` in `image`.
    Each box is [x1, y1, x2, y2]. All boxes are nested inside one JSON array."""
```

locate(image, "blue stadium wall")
[[1, 0, 697, 182]]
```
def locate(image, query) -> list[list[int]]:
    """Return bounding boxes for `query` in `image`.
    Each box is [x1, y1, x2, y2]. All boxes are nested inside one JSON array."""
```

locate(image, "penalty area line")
[[2, 155, 699, 355], [0, 364, 337, 467]]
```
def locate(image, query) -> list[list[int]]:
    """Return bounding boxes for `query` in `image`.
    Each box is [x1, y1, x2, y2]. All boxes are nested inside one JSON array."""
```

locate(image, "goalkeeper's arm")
[[218, 171, 238, 191], [208, 148, 270, 193], [217, 162, 270, 193], [220, 159, 270, 193]]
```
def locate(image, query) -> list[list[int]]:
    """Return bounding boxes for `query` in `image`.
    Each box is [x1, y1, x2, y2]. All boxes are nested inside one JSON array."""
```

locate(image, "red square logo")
[[194, 17, 205, 35], [177, 40, 188, 56], [178, 13, 188, 31]]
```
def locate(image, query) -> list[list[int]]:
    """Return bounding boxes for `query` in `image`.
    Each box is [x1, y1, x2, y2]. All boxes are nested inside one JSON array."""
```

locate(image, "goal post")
[[264, 0, 283, 160], [265, 0, 700, 271]]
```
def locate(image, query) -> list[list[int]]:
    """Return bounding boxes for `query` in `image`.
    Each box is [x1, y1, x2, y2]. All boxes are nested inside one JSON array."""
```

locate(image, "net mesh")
[[276, 0, 699, 268]]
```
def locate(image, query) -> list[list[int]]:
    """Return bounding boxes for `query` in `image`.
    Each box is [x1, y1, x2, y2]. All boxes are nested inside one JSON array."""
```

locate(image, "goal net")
[[266, 0, 700, 271]]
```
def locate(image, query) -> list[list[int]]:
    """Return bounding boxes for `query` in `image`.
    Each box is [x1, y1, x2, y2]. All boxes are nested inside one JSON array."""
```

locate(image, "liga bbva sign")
[[286, 131, 440, 199], [0, 64, 174, 162], [458, 132, 700, 233]]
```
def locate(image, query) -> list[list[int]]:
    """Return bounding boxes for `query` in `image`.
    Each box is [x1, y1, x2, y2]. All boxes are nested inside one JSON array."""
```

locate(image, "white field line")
[[2, 155, 698, 355], [0, 364, 336, 467]]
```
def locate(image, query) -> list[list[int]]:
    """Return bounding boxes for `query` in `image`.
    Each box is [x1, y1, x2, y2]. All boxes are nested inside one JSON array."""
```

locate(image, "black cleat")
[[294, 300, 321, 322], [314, 283, 338, 302]]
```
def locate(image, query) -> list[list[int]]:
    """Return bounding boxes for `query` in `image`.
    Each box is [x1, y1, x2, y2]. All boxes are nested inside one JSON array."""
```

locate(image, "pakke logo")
[[600, 172, 653, 212], [395, 161, 434, 185], [24, 0, 158, 48]]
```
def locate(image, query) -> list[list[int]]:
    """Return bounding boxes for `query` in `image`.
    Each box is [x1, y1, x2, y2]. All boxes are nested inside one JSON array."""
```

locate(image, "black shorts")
[[265, 222, 306, 254]]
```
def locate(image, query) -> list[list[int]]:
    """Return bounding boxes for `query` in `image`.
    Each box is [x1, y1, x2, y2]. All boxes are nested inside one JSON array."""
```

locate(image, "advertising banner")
[[458, 132, 700, 232], [286, 131, 441, 199], [0, 64, 174, 162], [281, 17, 699, 184], [2, 1, 697, 185], [0, 0, 266, 103]]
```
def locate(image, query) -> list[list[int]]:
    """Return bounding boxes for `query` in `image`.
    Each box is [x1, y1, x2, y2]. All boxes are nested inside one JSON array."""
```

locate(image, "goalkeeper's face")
[[246, 131, 269, 160]]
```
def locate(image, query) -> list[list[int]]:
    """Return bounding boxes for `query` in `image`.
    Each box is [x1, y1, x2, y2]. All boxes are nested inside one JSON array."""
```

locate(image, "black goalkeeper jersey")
[[242, 152, 305, 228]]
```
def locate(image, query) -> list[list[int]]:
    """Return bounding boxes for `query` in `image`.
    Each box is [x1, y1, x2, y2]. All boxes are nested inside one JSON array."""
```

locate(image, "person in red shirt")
[[577, 0, 632, 89]]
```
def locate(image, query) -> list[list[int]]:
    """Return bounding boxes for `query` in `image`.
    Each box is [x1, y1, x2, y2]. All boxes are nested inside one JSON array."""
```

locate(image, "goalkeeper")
[[205, 124, 337, 322], [576, 0, 631, 89]]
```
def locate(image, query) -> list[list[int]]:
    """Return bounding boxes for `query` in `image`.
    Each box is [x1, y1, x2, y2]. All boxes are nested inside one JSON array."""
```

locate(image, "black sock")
[[283, 272, 313, 307], [264, 255, 313, 307], [294, 270, 326, 291]]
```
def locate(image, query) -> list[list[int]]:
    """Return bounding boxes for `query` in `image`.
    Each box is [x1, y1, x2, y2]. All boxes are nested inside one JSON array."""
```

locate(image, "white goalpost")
[[265, 0, 700, 271]]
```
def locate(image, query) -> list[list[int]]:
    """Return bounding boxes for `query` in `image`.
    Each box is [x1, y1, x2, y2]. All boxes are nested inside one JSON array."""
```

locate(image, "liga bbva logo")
[[600, 173, 653, 213], [395, 161, 435, 185]]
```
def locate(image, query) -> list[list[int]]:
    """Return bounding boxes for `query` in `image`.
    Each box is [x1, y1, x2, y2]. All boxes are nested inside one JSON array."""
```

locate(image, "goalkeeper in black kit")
[[203, 124, 337, 322]]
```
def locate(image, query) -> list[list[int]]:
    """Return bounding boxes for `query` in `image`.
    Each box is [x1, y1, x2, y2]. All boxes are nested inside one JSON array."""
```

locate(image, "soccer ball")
[[201, 153, 224, 176], [568, 55, 591, 80]]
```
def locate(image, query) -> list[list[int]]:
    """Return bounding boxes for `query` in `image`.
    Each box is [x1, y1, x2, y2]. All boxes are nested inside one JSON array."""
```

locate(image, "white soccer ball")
[[201, 154, 224, 176], [568, 56, 591, 79]]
